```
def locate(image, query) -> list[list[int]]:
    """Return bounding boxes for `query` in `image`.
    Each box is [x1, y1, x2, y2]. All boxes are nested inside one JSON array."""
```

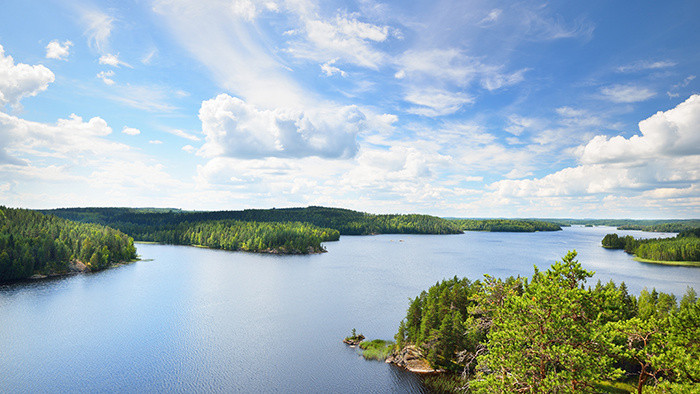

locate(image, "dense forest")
[[41, 206, 463, 236], [133, 220, 339, 254], [550, 219, 700, 233], [452, 219, 561, 232], [393, 251, 699, 393], [602, 229, 700, 262], [0, 207, 137, 283]]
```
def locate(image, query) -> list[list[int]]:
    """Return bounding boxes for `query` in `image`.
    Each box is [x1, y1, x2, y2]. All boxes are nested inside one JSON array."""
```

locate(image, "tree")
[[472, 251, 620, 393]]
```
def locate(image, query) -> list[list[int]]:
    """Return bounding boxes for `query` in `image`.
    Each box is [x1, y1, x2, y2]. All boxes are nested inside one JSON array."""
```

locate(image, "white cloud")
[[320, 59, 347, 77], [617, 60, 676, 73], [600, 84, 655, 103], [405, 88, 473, 116], [490, 95, 700, 213], [578, 94, 700, 164], [479, 9, 502, 26], [141, 48, 158, 65], [149, 140, 163, 144], [198, 94, 364, 159], [0, 45, 55, 108], [82, 9, 114, 54], [45, 40, 73, 60], [122, 126, 140, 135], [291, 14, 392, 69], [505, 115, 545, 136], [97, 70, 115, 85], [166, 129, 200, 141], [99, 53, 132, 68], [182, 144, 196, 153]]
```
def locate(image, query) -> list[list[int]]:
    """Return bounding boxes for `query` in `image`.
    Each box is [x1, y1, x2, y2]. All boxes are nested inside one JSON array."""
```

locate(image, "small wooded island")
[[602, 228, 700, 266], [352, 252, 700, 393]]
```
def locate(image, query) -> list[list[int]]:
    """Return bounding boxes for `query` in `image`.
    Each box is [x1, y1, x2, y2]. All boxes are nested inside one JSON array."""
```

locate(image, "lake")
[[1, 226, 697, 392]]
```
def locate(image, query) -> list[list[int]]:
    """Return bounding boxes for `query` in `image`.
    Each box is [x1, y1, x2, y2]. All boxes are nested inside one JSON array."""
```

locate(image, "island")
[[450, 218, 562, 232], [601, 228, 700, 266], [378, 251, 699, 393]]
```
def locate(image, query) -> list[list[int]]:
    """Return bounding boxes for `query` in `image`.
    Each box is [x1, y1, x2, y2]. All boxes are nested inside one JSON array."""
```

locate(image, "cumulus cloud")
[[600, 84, 655, 103], [122, 126, 140, 135], [198, 94, 364, 159], [45, 40, 73, 60], [490, 95, 700, 208], [578, 94, 700, 164], [0, 45, 55, 108]]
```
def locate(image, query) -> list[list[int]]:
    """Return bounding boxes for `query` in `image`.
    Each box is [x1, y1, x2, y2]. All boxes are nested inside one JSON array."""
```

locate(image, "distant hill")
[[40, 206, 463, 236]]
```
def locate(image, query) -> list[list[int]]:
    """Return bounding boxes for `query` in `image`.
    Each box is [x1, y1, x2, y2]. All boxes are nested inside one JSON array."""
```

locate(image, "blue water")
[[1, 226, 697, 392]]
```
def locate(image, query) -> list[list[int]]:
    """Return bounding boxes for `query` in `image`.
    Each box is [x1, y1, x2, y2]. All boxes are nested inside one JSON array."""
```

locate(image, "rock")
[[343, 334, 365, 346], [386, 345, 442, 373], [68, 260, 90, 273]]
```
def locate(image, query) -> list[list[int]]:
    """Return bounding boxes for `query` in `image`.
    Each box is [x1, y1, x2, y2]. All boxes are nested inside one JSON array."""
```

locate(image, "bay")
[[1, 226, 697, 393]]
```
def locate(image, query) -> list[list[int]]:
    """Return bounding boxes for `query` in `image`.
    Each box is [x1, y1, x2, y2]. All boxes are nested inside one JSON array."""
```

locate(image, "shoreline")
[[2, 258, 140, 285], [634, 257, 700, 267], [135, 241, 326, 255]]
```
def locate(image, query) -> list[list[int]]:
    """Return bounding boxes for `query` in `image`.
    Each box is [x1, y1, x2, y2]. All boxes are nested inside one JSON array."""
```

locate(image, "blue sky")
[[0, 0, 698, 218]]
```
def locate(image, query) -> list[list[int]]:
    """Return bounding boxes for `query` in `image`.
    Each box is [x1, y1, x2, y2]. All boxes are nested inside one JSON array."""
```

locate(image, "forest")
[[451, 219, 561, 232], [132, 220, 339, 254], [41, 206, 463, 236], [392, 251, 699, 393], [601, 229, 700, 262], [0, 207, 137, 283], [550, 219, 700, 233]]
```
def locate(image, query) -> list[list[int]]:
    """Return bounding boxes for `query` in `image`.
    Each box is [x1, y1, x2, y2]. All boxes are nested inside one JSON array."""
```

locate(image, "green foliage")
[[131, 220, 338, 254], [601, 230, 700, 262], [358, 339, 394, 360], [473, 252, 619, 392], [392, 252, 699, 393], [41, 206, 463, 236], [0, 206, 137, 283], [550, 219, 700, 233], [452, 218, 561, 232]]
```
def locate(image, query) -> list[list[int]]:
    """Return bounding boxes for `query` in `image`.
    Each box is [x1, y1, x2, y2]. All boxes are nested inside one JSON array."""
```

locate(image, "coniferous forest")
[[602, 229, 700, 262], [452, 218, 562, 232], [393, 251, 700, 393], [41, 206, 464, 236], [0, 207, 137, 283]]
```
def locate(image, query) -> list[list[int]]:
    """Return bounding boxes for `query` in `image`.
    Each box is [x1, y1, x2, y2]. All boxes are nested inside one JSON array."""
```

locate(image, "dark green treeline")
[[394, 251, 699, 393], [41, 206, 463, 236], [602, 229, 700, 262], [452, 218, 562, 232], [0, 207, 137, 283], [135, 220, 339, 253]]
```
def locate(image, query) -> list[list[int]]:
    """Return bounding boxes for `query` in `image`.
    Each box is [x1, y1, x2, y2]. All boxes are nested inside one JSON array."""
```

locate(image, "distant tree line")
[[132, 220, 339, 254], [0, 207, 137, 283], [41, 206, 463, 236], [452, 219, 562, 232], [550, 219, 700, 233], [393, 251, 699, 393], [602, 229, 700, 262]]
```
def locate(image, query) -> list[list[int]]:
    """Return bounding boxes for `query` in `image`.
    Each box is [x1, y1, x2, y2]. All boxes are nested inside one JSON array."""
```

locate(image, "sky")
[[0, 0, 698, 218]]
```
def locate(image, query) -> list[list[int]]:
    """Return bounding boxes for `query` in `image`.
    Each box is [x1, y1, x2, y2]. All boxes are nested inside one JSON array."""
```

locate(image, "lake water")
[[1, 226, 698, 392]]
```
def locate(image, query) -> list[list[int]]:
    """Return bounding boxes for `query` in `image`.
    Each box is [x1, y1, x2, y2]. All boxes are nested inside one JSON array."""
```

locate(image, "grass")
[[634, 257, 700, 267], [421, 374, 467, 393], [358, 339, 394, 360]]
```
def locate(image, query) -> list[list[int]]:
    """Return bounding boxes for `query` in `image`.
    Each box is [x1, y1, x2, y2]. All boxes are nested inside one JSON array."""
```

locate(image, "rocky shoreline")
[[385, 345, 442, 374]]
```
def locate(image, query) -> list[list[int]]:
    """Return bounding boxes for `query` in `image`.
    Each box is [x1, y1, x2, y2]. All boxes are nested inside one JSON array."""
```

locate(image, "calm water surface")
[[1, 226, 698, 392]]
